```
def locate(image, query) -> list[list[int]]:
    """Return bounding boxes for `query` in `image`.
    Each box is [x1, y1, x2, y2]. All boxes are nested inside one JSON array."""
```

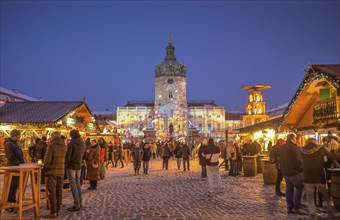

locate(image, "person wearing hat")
[[4, 129, 25, 213], [65, 129, 85, 212]]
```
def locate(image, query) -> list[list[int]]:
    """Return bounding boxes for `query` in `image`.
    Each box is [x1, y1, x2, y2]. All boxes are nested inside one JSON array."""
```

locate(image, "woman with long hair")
[[86, 139, 100, 190]]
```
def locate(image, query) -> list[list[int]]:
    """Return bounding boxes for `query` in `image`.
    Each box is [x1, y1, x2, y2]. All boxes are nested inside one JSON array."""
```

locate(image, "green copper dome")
[[155, 34, 186, 77]]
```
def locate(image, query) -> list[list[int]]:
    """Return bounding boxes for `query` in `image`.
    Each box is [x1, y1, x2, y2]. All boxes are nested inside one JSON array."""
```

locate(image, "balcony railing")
[[313, 97, 339, 123]]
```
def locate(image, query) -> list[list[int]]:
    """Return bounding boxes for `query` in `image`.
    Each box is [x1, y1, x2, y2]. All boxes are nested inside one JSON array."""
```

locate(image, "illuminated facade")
[[116, 35, 226, 141]]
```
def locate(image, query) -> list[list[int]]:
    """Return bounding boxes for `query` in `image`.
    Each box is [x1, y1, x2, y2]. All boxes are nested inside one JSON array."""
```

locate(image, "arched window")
[[257, 105, 263, 114], [255, 94, 260, 102], [249, 94, 253, 102], [247, 105, 252, 115]]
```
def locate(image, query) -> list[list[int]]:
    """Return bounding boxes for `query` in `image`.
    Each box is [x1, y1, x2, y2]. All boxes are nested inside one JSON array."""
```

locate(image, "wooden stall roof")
[[0, 101, 93, 124], [237, 117, 282, 134], [279, 64, 340, 131]]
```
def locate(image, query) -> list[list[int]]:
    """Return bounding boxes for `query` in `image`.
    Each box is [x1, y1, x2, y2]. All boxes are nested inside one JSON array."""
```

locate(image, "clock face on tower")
[[167, 78, 174, 84]]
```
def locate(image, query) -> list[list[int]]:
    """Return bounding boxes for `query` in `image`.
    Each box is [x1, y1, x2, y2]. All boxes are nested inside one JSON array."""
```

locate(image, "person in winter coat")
[[202, 138, 223, 194], [37, 136, 48, 162], [43, 131, 67, 218], [98, 138, 107, 180], [86, 139, 100, 190], [242, 140, 251, 156], [174, 142, 182, 170], [226, 141, 236, 176], [229, 143, 239, 176], [28, 138, 40, 163], [280, 133, 305, 215], [107, 142, 115, 168], [181, 143, 191, 171], [4, 129, 25, 213], [131, 142, 144, 175], [115, 144, 124, 168], [198, 139, 208, 178], [248, 141, 258, 156], [235, 143, 242, 175], [151, 142, 157, 159], [142, 143, 152, 175], [37, 136, 48, 185], [328, 139, 340, 195], [161, 142, 171, 170], [254, 140, 262, 155], [330, 138, 340, 165], [301, 138, 335, 219], [65, 130, 85, 212], [269, 138, 286, 196]]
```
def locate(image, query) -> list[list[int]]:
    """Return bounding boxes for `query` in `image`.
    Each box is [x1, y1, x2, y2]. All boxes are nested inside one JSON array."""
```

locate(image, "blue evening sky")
[[1, 0, 339, 112]]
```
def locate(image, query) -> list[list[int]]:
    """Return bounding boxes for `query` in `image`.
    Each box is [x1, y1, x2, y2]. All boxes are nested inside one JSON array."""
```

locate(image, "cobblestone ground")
[[0, 158, 336, 219]]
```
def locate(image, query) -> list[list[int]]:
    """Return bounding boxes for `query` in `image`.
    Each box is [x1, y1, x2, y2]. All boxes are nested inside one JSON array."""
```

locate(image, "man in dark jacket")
[[301, 138, 335, 219], [248, 142, 258, 156], [43, 131, 67, 218], [28, 138, 40, 163], [36, 136, 47, 162], [4, 129, 25, 213], [174, 142, 182, 170], [115, 144, 124, 168], [182, 143, 191, 171], [37, 136, 48, 186], [280, 133, 305, 215], [269, 138, 286, 196], [142, 143, 152, 175], [131, 141, 144, 175], [65, 130, 85, 212]]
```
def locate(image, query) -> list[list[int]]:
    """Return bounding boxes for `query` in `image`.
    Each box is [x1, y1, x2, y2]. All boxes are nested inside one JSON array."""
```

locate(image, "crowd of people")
[[4, 128, 340, 219], [3, 129, 112, 218], [268, 133, 340, 219]]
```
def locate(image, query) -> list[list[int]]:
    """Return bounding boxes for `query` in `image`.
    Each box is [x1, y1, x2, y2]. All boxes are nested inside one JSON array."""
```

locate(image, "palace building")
[[116, 35, 226, 141]]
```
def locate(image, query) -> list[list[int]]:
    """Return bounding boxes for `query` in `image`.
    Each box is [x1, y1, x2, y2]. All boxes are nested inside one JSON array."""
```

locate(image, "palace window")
[[198, 123, 202, 131]]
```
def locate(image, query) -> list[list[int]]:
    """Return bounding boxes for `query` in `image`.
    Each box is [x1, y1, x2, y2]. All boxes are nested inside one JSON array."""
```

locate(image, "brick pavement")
[[0, 158, 335, 219]]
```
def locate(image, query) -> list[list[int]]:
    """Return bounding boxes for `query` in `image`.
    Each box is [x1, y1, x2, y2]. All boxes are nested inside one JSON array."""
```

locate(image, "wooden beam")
[[296, 93, 318, 128]]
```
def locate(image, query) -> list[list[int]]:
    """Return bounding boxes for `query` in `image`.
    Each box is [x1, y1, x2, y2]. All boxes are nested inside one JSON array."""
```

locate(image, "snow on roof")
[[267, 103, 289, 113], [92, 110, 116, 116], [0, 87, 40, 101]]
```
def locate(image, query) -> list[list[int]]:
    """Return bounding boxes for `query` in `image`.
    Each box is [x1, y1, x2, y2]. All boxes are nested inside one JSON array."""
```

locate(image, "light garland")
[[278, 67, 340, 131]]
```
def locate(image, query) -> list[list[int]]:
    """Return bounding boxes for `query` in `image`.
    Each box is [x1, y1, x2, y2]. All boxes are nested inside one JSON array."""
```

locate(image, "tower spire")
[[169, 32, 172, 44], [165, 32, 176, 61]]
